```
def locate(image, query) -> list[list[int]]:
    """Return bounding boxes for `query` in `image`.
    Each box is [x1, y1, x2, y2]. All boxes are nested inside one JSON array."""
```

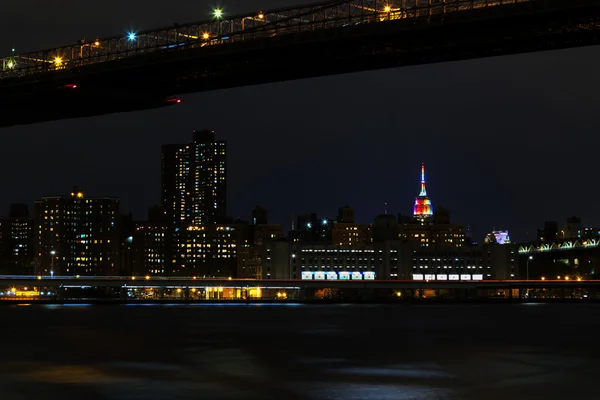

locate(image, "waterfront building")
[[34, 189, 120, 276], [237, 240, 517, 281]]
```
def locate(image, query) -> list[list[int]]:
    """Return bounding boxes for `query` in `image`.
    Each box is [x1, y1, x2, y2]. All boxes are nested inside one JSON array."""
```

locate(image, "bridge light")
[[94, 40, 100, 47], [213, 8, 223, 19], [577, 277, 582, 281], [128, 32, 136, 41], [541, 277, 545, 281], [384, 5, 391, 12], [258, 13, 264, 19], [6, 60, 15, 69], [53, 57, 63, 66], [202, 32, 210, 40]]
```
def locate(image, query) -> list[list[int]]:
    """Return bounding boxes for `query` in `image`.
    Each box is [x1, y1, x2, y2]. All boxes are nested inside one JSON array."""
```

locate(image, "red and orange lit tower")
[[413, 163, 433, 222]]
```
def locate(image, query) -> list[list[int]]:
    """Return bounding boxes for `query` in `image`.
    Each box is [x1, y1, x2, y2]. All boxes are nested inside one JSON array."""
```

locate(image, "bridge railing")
[[0, 0, 535, 82]]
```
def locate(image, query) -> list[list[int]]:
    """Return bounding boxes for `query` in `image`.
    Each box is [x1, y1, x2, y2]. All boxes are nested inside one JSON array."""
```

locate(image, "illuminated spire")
[[419, 162, 427, 196], [413, 163, 433, 221]]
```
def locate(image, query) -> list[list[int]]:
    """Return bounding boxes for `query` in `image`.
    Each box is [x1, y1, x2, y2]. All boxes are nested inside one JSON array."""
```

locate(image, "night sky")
[[2, 0, 600, 242]]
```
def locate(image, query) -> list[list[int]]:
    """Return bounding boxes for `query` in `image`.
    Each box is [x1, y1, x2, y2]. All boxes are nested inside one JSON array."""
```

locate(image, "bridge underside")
[[1, 0, 600, 127]]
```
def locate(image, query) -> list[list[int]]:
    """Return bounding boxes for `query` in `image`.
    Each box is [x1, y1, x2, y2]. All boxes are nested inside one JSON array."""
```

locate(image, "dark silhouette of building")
[[563, 216, 582, 239], [0, 203, 34, 274], [252, 206, 268, 225], [372, 214, 398, 243], [34, 188, 120, 276], [133, 207, 169, 276], [119, 213, 135, 276], [291, 213, 332, 243], [337, 206, 355, 223], [433, 206, 451, 225], [538, 221, 558, 243], [161, 129, 227, 227]]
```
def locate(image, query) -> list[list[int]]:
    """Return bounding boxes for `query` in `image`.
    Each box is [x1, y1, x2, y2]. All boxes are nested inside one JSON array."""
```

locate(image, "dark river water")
[[0, 303, 597, 399]]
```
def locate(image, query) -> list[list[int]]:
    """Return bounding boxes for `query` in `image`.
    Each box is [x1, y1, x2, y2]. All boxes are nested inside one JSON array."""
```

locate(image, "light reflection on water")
[[120, 302, 305, 307], [302, 383, 454, 400], [0, 303, 596, 399]]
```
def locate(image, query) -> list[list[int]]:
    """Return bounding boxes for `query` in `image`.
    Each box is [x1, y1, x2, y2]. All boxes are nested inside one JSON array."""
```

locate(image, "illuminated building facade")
[[133, 224, 168, 276], [238, 240, 516, 281], [410, 243, 518, 281], [0, 204, 34, 274], [175, 224, 243, 277], [413, 163, 433, 222], [331, 206, 371, 247], [34, 189, 120, 276], [161, 130, 227, 227], [398, 206, 466, 248], [161, 144, 191, 224], [485, 230, 511, 244], [332, 223, 372, 247]]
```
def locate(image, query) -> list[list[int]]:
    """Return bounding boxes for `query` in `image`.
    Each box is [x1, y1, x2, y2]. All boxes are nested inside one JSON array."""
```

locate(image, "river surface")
[[0, 303, 597, 399]]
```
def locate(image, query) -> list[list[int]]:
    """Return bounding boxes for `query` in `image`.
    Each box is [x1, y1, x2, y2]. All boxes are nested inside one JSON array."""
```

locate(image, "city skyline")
[[2, 0, 600, 243]]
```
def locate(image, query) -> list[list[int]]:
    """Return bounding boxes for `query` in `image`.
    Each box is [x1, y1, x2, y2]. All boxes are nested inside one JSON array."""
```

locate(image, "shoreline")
[[0, 298, 595, 306]]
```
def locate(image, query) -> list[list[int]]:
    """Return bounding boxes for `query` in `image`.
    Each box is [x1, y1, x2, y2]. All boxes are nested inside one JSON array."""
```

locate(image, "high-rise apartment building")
[[161, 144, 191, 224], [34, 188, 120, 276], [161, 130, 227, 226], [133, 206, 169, 276]]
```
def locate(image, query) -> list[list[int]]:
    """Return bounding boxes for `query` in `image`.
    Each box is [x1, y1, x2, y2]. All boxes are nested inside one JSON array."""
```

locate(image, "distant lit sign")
[[412, 274, 424, 281], [339, 272, 350, 280], [437, 274, 448, 280], [301, 272, 312, 280], [364, 272, 375, 280], [352, 272, 362, 280], [327, 272, 338, 280], [472, 274, 483, 281], [460, 274, 471, 280], [425, 274, 435, 281], [314, 271, 325, 280], [449, 274, 459, 281]]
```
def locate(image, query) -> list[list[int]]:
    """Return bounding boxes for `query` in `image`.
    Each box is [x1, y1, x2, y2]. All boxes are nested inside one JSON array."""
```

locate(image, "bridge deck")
[[0, 0, 540, 83]]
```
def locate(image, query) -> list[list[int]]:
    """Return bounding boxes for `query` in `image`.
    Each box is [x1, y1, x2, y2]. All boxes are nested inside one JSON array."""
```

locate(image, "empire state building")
[[413, 163, 433, 222]]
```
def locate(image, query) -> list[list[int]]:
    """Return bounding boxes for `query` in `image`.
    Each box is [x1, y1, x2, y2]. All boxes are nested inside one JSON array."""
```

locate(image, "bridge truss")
[[0, 0, 534, 81]]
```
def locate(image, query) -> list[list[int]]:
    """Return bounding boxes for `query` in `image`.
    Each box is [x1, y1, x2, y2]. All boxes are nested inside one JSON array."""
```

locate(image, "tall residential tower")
[[161, 130, 227, 226]]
